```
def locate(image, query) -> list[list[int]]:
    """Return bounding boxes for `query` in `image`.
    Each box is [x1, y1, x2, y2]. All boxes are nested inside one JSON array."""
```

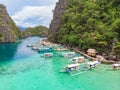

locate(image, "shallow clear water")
[[0, 36, 120, 90]]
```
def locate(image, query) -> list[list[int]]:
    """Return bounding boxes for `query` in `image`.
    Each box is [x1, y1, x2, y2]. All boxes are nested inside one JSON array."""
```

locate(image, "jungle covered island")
[[0, 4, 22, 43], [23, 25, 48, 37], [49, 0, 120, 60]]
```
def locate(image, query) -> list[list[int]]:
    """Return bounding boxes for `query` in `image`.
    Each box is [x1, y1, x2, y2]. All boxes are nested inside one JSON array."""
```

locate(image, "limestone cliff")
[[0, 4, 21, 42], [49, 0, 68, 41]]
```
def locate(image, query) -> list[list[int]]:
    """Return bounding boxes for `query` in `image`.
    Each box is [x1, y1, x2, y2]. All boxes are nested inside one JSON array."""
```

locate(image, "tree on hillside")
[[53, 0, 120, 60]]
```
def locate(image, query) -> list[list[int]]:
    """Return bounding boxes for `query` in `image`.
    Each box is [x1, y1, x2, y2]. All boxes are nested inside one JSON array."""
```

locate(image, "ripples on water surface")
[[0, 36, 120, 90]]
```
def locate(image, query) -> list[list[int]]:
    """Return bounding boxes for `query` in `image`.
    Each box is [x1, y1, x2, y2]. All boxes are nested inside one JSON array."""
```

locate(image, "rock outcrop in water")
[[0, 4, 21, 43], [49, 0, 68, 41]]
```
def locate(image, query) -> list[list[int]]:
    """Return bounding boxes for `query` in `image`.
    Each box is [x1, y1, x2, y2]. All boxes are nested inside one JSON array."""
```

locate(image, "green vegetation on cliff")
[[51, 0, 120, 59], [0, 4, 22, 42], [23, 25, 48, 37]]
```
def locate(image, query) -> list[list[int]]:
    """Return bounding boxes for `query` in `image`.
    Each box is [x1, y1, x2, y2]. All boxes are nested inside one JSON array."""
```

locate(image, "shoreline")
[[69, 47, 115, 64], [42, 39, 116, 64]]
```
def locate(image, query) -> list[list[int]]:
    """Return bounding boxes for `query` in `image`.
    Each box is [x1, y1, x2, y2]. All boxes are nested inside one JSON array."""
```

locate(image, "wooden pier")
[[70, 48, 115, 64], [41, 40, 115, 64]]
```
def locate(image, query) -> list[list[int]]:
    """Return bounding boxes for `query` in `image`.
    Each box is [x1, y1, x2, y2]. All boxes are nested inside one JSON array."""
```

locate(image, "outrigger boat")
[[38, 47, 52, 53], [72, 56, 85, 63], [60, 61, 101, 75], [43, 53, 53, 57], [55, 47, 69, 51], [60, 63, 80, 73], [27, 43, 41, 47], [62, 52, 75, 58], [87, 61, 101, 68], [31, 45, 44, 50], [60, 63, 89, 73], [112, 63, 120, 70], [32, 46, 40, 50], [27, 43, 34, 47]]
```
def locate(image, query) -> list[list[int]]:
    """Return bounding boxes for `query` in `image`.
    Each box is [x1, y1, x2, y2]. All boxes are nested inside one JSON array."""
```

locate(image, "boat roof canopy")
[[66, 63, 79, 68], [112, 64, 120, 67], [73, 56, 84, 59], [87, 61, 99, 65]]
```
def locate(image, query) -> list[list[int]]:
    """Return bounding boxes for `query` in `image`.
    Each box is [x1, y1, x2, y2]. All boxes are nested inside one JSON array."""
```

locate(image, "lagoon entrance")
[[0, 37, 120, 90]]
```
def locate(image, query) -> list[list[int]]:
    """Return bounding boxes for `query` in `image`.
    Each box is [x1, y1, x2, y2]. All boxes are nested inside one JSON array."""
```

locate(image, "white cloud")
[[11, 4, 56, 27], [18, 22, 38, 28]]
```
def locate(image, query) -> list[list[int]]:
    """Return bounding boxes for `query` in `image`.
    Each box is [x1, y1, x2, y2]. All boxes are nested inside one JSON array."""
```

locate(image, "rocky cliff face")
[[49, 0, 68, 41], [0, 4, 20, 42]]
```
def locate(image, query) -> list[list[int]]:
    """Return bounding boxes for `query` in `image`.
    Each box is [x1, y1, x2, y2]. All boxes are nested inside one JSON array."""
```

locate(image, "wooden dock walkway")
[[42, 40, 115, 64], [70, 47, 115, 64]]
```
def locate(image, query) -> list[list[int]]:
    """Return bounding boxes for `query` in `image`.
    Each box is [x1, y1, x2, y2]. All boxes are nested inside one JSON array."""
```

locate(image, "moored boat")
[[38, 47, 52, 53], [32, 46, 40, 50], [60, 63, 89, 73], [62, 52, 75, 58], [43, 53, 53, 57], [27, 43, 34, 47], [72, 56, 85, 63], [55, 47, 69, 51], [27, 43, 41, 47], [87, 61, 101, 68], [60, 63, 80, 73], [112, 63, 120, 70]]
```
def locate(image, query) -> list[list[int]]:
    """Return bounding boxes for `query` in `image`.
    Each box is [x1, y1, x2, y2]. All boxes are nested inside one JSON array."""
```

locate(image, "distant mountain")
[[17, 26, 26, 31], [23, 25, 48, 37]]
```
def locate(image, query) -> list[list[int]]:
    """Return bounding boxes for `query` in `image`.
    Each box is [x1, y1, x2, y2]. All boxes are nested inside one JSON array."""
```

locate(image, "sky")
[[0, 0, 58, 27]]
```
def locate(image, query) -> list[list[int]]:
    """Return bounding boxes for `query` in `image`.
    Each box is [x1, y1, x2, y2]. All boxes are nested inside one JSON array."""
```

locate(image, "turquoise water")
[[0, 36, 120, 90]]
